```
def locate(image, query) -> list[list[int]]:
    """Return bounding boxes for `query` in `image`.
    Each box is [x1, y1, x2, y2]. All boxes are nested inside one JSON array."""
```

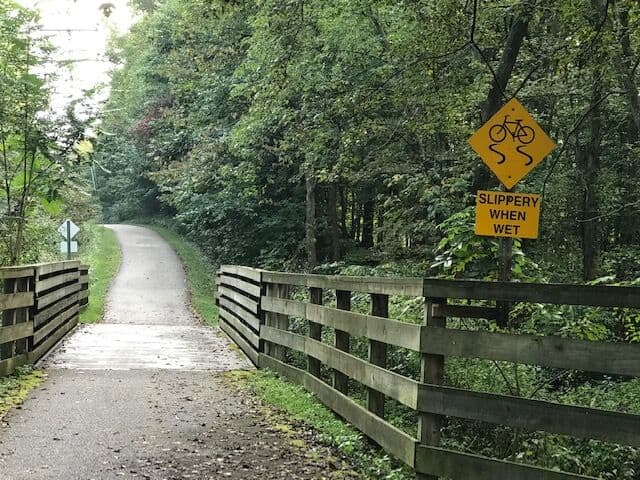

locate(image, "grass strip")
[[146, 225, 218, 326], [79, 225, 122, 324], [0, 366, 46, 420], [225, 370, 412, 480]]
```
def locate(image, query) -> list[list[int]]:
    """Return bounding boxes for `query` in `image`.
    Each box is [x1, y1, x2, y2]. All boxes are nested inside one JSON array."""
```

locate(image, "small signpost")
[[58, 219, 80, 259], [468, 98, 556, 241], [468, 98, 556, 323]]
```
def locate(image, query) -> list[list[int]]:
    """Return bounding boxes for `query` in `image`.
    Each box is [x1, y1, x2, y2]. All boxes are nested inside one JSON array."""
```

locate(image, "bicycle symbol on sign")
[[488, 113, 535, 166]]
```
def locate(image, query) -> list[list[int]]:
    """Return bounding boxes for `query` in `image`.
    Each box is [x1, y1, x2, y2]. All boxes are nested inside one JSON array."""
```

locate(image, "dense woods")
[[95, 0, 640, 285]]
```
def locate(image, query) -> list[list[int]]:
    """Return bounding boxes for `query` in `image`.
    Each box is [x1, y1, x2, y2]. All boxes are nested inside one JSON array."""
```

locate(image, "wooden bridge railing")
[[216, 267, 640, 480], [1, 261, 89, 376]]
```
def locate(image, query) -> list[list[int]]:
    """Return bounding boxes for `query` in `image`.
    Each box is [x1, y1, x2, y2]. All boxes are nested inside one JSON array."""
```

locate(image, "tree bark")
[[471, 5, 531, 192], [361, 199, 375, 248], [305, 174, 318, 269], [581, 78, 602, 281], [376, 207, 384, 245], [616, 6, 640, 138], [327, 183, 341, 261], [339, 186, 348, 236]]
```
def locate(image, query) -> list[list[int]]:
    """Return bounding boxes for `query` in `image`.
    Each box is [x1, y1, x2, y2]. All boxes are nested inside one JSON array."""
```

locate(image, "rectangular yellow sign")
[[475, 190, 541, 239]]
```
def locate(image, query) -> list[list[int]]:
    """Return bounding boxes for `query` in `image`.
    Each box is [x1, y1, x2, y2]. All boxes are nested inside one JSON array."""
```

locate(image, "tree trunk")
[[351, 196, 361, 242], [471, 4, 531, 192], [581, 78, 602, 281], [305, 174, 318, 269], [327, 183, 341, 261], [616, 6, 640, 137], [361, 199, 375, 248], [339, 186, 348, 236], [376, 207, 384, 245]]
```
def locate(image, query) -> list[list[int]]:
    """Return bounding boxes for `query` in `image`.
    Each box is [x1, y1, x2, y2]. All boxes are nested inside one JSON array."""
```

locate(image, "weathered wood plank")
[[308, 287, 323, 378], [0, 322, 33, 344], [27, 314, 78, 364], [220, 319, 258, 365], [368, 293, 388, 418], [264, 283, 289, 361], [423, 278, 640, 308], [36, 283, 80, 310], [218, 285, 259, 314], [0, 292, 33, 310], [418, 383, 640, 446], [333, 290, 351, 395], [415, 446, 597, 480], [0, 353, 28, 376], [432, 304, 499, 320], [219, 308, 260, 349], [261, 327, 419, 409], [219, 274, 261, 298], [77, 289, 89, 301], [79, 274, 89, 285], [220, 265, 262, 282], [35, 261, 80, 277], [0, 267, 34, 280], [33, 305, 79, 345], [261, 296, 422, 351], [418, 297, 447, 477], [259, 354, 417, 467], [34, 294, 77, 327], [219, 297, 260, 331], [262, 271, 423, 296], [421, 326, 640, 377], [260, 271, 308, 287], [35, 271, 79, 294]]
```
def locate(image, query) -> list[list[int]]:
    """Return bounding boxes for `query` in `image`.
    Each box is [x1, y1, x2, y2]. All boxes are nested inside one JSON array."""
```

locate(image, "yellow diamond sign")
[[468, 98, 556, 189]]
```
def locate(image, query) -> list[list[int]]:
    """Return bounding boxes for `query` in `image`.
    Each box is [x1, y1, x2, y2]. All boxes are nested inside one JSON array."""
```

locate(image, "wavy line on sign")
[[516, 145, 534, 166], [489, 143, 506, 164]]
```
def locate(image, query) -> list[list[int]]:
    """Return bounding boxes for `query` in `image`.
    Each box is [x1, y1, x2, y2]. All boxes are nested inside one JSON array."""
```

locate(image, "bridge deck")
[[0, 225, 340, 479]]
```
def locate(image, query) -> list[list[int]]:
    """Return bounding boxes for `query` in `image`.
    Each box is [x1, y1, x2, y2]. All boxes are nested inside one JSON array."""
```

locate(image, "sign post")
[[468, 98, 556, 324], [58, 219, 80, 260]]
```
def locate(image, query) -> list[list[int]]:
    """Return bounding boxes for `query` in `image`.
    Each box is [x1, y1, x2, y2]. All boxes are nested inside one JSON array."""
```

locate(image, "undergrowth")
[[225, 370, 413, 480], [0, 366, 46, 420], [79, 224, 122, 323]]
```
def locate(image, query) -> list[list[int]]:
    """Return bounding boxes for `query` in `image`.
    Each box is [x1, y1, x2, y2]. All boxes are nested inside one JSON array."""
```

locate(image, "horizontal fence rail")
[[218, 266, 640, 480], [0, 261, 90, 376], [216, 266, 262, 365]]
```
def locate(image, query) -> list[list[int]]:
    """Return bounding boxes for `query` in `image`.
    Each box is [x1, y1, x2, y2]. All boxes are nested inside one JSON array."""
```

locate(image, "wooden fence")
[[217, 266, 640, 480], [1, 261, 89, 376]]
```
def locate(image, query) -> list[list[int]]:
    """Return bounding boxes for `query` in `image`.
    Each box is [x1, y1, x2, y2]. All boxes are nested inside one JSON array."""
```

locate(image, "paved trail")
[[0, 225, 347, 479]]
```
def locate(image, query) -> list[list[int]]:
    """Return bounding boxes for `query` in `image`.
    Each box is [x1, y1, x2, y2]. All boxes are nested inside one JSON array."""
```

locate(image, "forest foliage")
[[0, 0, 98, 266], [95, 0, 640, 286]]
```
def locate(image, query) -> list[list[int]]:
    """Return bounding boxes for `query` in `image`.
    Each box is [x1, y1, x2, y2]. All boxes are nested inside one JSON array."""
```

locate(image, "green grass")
[[226, 370, 412, 480], [79, 225, 122, 324], [146, 225, 218, 325], [0, 366, 46, 420]]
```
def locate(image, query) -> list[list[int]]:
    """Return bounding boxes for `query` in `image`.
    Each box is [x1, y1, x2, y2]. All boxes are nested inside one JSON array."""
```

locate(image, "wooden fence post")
[[1, 277, 15, 362], [308, 287, 323, 377], [417, 297, 447, 480], [265, 282, 289, 361], [333, 289, 351, 394], [14, 276, 30, 356], [368, 293, 388, 418]]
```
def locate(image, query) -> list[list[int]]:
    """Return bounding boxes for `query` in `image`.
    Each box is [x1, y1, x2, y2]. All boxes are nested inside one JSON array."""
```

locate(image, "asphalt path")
[[0, 225, 348, 479]]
